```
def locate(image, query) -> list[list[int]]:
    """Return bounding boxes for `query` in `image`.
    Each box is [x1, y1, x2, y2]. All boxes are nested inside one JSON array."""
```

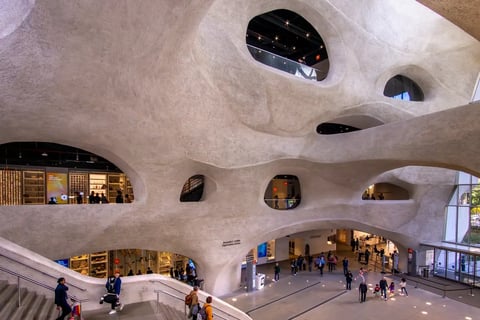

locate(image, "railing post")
[[17, 276, 21, 307], [156, 291, 159, 313]]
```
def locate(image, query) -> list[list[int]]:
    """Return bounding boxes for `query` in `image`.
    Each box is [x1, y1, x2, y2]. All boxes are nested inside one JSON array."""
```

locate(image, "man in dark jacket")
[[55, 277, 71, 320], [379, 277, 388, 300], [359, 282, 368, 302]]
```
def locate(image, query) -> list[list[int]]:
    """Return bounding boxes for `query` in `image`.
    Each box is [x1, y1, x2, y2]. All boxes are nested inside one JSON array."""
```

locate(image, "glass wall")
[[431, 171, 480, 287]]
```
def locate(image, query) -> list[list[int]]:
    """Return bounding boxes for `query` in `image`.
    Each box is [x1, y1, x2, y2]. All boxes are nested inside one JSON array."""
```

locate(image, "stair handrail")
[[0, 265, 87, 309], [150, 279, 247, 320], [0, 252, 86, 291]]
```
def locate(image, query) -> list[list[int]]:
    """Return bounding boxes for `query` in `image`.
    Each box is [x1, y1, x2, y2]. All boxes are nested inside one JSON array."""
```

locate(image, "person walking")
[[359, 282, 368, 303], [379, 276, 388, 301], [400, 278, 408, 296], [342, 257, 349, 275], [54, 277, 71, 320], [345, 270, 353, 290], [187, 286, 199, 319], [203, 296, 214, 320], [105, 271, 124, 314], [364, 249, 371, 265], [274, 262, 280, 281]]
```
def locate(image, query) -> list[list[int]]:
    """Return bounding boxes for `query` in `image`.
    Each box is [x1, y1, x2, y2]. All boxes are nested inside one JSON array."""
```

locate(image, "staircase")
[[0, 280, 58, 320]]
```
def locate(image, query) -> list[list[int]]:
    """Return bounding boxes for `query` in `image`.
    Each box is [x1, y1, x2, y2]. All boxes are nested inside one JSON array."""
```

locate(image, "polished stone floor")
[[83, 243, 479, 320]]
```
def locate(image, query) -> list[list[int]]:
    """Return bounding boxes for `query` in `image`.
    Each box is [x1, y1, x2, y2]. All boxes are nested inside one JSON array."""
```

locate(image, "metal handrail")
[[0, 253, 87, 291], [395, 274, 478, 298], [0, 265, 87, 309], [151, 280, 242, 320]]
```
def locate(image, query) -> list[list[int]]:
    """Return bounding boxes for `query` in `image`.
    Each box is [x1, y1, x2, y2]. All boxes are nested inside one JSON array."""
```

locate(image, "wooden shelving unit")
[[108, 174, 125, 203], [70, 254, 89, 276], [69, 172, 88, 204], [89, 173, 107, 203], [0, 169, 22, 205], [22, 170, 45, 204], [90, 251, 108, 278]]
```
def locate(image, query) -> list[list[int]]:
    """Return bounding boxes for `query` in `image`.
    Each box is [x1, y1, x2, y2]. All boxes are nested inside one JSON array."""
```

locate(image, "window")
[[383, 75, 424, 101], [264, 175, 301, 210], [316, 123, 360, 135], [246, 9, 329, 81], [180, 175, 204, 202]]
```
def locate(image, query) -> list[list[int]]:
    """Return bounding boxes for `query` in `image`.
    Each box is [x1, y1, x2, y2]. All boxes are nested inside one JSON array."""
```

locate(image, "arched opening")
[[0, 142, 134, 205], [58, 248, 201, 284], [383, 74, 424, 101], [316, 122, 361, 135], [361, 183, 409, 200], [240, 228, 402, 290], [180, 174, 205, 202], [246, 9, 329, 81], [264, 175, 301, 210]]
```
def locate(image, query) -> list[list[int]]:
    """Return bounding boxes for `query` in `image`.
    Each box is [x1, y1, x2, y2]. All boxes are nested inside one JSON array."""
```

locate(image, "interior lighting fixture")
[[306, 32, 310, 37], [41, 152, 48, 157], [18, 152, 22, 159], [285, 20, 289, 26]]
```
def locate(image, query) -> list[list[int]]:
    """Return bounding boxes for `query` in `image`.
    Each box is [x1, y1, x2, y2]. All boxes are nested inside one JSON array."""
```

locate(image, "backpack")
[[107, 277, 116, 293], [184, 293, 193, 306], [198, 305, 208, 319]]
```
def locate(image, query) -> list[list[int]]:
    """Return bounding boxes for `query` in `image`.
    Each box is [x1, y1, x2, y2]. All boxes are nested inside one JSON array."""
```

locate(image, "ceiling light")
[[41, 152, 48, 157], [18, 153, 22, 159], [285, 20, 289, 26], [306, 32, 310, 37]]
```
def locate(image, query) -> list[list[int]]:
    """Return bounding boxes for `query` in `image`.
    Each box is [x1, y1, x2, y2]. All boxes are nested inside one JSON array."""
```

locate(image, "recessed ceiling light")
[[41, 152, 48, 157]]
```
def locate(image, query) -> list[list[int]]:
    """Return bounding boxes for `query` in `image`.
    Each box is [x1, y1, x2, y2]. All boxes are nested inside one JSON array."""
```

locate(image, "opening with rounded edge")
[[246, 9, 329, 81]]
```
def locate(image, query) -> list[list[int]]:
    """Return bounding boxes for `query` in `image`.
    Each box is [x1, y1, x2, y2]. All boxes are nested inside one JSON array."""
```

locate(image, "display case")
[[69, 172, 88, 204], [89, 173, 107, 202], [70, 254, 89, 275], [0, 169, 22, 205], [90, 251, 108, 278], [108, 174, 125, 203], [22, 170, 45, 204]]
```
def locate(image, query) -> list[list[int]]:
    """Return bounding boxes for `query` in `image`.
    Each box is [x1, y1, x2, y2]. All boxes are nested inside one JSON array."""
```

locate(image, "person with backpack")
[[198, 296, 213, 320], [186, 286, 199, 319], [103, 271, 123, 314]]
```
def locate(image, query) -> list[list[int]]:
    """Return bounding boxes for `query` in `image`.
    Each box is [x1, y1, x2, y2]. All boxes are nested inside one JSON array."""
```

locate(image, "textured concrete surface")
[[0, 0, 480, 297]]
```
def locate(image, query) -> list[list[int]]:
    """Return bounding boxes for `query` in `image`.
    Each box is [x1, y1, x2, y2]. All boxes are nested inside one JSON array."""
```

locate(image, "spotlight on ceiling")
[[41, 152, 48, 157]]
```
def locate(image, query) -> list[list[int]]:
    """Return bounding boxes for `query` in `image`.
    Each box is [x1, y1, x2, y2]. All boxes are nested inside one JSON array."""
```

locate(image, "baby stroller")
[[70, 300, 82, 320], [58, 298, 83, 320]]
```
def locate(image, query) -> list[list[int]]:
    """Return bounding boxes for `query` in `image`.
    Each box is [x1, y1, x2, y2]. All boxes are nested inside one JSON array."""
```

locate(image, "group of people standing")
[[360, 275, 409, 303]]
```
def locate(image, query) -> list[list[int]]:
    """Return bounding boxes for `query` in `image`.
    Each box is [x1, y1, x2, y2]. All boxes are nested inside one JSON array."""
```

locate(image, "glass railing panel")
[[247, 45, 326, 81]]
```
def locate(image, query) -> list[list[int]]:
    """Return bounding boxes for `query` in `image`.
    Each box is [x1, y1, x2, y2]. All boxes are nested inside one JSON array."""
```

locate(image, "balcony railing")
[[247, 44, 327, 81]]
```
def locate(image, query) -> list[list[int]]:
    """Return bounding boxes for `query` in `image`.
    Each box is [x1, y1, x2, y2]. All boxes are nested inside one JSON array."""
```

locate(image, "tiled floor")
[[221, 244, 479, 320], [83, 243, 479, 319]]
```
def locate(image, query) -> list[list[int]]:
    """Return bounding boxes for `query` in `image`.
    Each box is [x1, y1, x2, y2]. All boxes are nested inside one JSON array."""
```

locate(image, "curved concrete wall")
[[0, 0, 479, 296]]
